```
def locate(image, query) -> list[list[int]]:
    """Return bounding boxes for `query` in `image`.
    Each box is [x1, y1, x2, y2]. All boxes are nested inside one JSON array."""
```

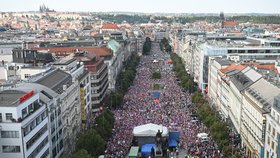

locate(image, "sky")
[[0, 0, 279, 13]]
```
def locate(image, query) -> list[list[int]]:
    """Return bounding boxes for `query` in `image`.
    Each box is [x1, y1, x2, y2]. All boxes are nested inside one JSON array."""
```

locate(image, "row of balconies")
[[91, 68, 108, 84]]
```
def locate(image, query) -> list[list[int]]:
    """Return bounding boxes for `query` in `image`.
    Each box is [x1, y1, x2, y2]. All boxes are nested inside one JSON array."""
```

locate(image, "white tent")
[[153, 59, 158, 63], [197, 133, 208, 138], [133, 123, 168, 137]]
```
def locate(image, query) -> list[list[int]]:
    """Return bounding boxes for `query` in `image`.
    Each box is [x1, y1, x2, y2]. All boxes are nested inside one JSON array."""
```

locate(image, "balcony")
[[26, 129, 49, 156], [21, 102, 46, 123], [21, 105, 46, 126]]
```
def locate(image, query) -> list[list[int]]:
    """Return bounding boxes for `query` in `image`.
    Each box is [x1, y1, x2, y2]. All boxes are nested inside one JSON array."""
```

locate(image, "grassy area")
[[151, 71, 161, 79], [153, 83, 161, 90]]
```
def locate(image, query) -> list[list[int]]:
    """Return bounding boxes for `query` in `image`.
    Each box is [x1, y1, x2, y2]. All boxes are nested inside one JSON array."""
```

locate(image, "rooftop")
[[230, 68, 257, 91], [220, 63, 246, 73], [54, 58, 76, 65], [222, 21, 239, 26], [0, 90, 26, 107], [101, 23, 119, 30], [247, 78, 280, 113], [33, 47, 112, 58], [215, 58, 232, 66], [107, 40, 121, 53], [35, 69, 72, 94]]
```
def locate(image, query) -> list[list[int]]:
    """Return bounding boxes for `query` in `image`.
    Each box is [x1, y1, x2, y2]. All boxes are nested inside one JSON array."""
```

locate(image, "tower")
[[220, 11, 225, 29], [220, 11, 225, 21]]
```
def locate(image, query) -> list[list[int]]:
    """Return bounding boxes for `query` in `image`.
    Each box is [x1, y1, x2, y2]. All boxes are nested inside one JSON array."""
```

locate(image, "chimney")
[[63, 85, 67, 91]]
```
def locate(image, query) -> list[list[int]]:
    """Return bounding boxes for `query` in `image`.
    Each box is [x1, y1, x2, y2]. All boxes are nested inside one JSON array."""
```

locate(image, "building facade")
[[264, 95, 280, 158], [0, 89, 49, 158]]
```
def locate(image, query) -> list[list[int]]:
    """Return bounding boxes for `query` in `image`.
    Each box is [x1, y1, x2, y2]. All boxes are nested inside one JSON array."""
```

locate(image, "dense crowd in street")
[[104, 43, 221, 158]]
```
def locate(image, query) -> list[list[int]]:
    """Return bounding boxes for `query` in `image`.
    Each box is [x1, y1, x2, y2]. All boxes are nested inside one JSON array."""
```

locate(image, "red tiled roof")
[[255, 64, 278, 74], [32, 47, 113, 57], [220, 64, 246, 73], [223, 21, 239, 26], [101, 23, 119, 29]]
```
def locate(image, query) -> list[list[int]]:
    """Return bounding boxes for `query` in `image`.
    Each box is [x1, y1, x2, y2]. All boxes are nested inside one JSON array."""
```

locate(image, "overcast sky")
[[0, 0, 279, 13]]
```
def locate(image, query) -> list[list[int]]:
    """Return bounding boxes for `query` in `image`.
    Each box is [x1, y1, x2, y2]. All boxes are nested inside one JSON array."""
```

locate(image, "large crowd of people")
[[104, 43, 221, 158]]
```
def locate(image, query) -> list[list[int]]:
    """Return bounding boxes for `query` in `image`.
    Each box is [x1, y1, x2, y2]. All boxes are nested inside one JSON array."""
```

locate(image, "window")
[[6, 113, 13, 120], [0, 113, 2, 122], [30, 120, 36, 130], [36, 116, 42, 125], [28, 137, 48, 158], [271, 141, 275, 150], [266, 151, 269, 158], [22, 108, 28, 118], [1, 131, 19, 138], [87, 95, 90, 102], [26, 125, 47, 149], [59, 139, 63, 150], [272, 128, 276, 138], [23, 126, 30, 136], [24, 74, 31, 79], [2, 146, 20, 153]]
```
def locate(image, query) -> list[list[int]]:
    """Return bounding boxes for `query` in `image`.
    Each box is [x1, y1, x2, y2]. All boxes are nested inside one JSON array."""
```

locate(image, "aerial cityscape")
[[0, 1, 280, 158]]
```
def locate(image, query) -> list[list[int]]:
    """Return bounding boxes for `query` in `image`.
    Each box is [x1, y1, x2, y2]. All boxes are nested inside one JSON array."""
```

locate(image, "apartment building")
[[208, 57, 232, 115], [106, 40, 125, 91], [0, 88, 49, 158], [264, 95, 280, 158], [74, 52, 109, 110], [208, 58, 280, 158], [53, 58, 91, 129], [172, 34, 280, 93], [241, 77, 280, 158], [26, 68, 82, 156]]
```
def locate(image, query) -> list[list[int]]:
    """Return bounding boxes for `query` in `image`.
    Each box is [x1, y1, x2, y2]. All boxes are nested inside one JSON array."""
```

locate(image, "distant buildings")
[[171, 34, 280, 93]]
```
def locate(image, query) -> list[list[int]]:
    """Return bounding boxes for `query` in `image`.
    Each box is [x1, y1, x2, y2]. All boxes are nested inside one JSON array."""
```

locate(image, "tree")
[[76, 130, 105, 157], [152, 72, 161, 79], [143, 37, 152, 55], [62, 149, 93, 158]]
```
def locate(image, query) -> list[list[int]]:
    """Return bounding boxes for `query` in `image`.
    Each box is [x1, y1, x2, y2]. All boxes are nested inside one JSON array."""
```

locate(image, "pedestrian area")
[[104, 43, 220, 158]]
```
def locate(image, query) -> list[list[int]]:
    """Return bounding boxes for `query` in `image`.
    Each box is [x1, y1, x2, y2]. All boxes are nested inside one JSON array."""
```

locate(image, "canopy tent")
[[197, 133, 208, 138], [168, 139, 177, 147], [141, 144, 156, 157], [168, 131, 180, 147], [169, 131, 180, 140], [151, 92, 160, 99], [128, 146, 139, 158], [154, 99, 160, 103], [133, 123, 168, 137]]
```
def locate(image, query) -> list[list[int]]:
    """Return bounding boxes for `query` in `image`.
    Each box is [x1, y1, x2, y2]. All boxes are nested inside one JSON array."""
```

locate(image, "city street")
[[105, 42, 220, 158]]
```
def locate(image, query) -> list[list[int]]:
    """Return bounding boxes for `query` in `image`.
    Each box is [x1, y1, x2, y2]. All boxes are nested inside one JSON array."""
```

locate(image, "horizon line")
[[1, 10, 280, 15]]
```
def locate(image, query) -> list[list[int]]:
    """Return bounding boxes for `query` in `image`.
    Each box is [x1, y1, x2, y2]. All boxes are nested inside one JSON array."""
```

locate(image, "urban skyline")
[[0, 0, 280, 13]]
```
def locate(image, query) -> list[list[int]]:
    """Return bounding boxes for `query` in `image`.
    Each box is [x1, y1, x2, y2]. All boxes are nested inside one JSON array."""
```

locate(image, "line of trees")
[[170, 53, 197, 93], [160, 37, 172, 53], [192, 92, 241, 158], [143, 37, 152, 55], [62, 109, 115, 158], [98, 14, 280, 24], [105, 53, 140, 109]]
